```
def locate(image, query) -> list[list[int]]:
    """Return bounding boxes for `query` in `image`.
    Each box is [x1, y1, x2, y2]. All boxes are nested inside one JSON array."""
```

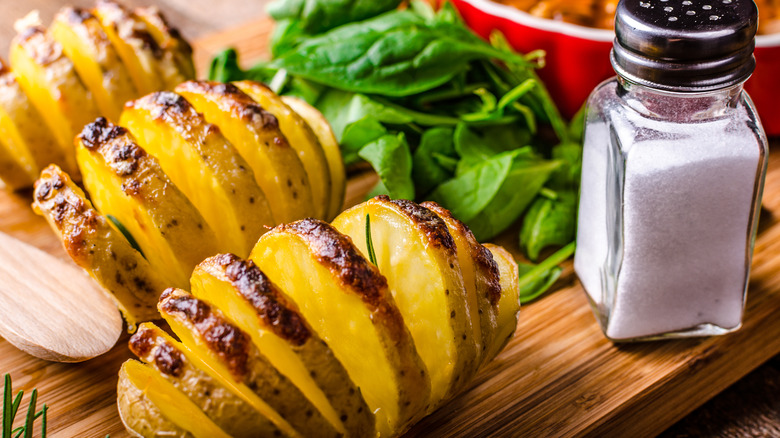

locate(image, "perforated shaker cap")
[[611, 0, 757, 92]]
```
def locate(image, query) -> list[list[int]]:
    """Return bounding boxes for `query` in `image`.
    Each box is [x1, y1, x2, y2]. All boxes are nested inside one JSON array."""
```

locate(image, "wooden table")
[[0, 1, 779, 436]]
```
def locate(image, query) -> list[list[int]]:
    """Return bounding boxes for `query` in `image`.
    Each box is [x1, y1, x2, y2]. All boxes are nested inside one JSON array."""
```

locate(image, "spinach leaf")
[[517, 242, 575, 303], [317, 90, 413, 139], [267, 0, 403, 35], [520, 190, 577, 261], [412, 127, 456, 196], [208, 48, 243, 82], [341, 116, 388, 166], [358, 133, 415, 200], [271, 9, 530, 97], [548, 143, 583, 189]]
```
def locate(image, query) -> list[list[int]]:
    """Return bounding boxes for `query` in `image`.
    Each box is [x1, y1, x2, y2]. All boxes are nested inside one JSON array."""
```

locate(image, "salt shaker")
[[574, 0, 768, 341]]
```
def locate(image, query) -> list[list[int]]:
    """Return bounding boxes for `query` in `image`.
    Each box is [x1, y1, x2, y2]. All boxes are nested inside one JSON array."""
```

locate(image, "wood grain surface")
[[0, 3, 779, 437]]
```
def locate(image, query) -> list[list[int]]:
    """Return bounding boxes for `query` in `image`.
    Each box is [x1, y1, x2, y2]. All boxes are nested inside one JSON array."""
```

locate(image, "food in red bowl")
[[452, 0, 780, 136]]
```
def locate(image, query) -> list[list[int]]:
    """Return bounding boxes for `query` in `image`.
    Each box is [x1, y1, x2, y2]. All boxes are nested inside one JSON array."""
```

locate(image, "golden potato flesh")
[[129, 323, 286, 437], [10, 26, 99, 178], [118, 359, 231, 438], [121, 92, 274, 257], [0, 59, 67, 188], [332, 196, 478, 408], [483, 243, 520, 361], [133, 6, 194, 88], [281, 96, 346, 221], [49, 8, 138, 121], [32, 164, 163, 328], [75, 118, 219, 289], [234, 81, 332, 220], [251, 220, 430, 436], [159, 288, 336, 438], [191, 254, 375, 438], [175, 81, 314, 224], [422, 201, 501, 369], [93, 0, 165, 95]]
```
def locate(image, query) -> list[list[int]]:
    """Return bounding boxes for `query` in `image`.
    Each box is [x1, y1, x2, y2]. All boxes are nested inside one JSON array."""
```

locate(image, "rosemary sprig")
[[365, 214, 378, 265], [2, 374, 47, 438]]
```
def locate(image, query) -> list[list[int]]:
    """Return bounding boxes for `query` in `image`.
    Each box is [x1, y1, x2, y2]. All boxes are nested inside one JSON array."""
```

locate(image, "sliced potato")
[[0, 59, 67, 188], [332, 196, 478, 407], [175, 81, 313, 224], [76, 117, 219, 289], [422, 201, 501, 367], [159, 288, 337, 438], [251, 219, 430, 436], [134, 6, 194, 88], [121, 92, 274, 256], [32, 164, 162, 328], [234, 81, 332, 219], [281, 96, 346, 220], [118, 359, 231, 438], [50, 7, 137, 121], [129, 323, 286, 437], [93, 0, 165, 95], [10, 25, 99, 178], [191, 253, 374, 437], [0, 137, 31, 190], [483, 244, 520, 361]]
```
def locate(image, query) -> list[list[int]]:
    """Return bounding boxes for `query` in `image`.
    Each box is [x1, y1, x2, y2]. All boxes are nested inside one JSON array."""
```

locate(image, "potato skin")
[[130, 323, 285, 438], [32, 164, 163, 328], [483, 244, 521, 361], [117, 360, 193, 438]]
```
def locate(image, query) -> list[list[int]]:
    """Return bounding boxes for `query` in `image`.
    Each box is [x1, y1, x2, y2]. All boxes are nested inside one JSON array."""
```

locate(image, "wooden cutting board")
[[2, 17, 780, 438]]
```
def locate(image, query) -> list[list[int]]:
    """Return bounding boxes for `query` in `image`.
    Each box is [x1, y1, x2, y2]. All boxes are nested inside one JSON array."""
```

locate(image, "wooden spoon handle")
[[0, 232, 122, 362]]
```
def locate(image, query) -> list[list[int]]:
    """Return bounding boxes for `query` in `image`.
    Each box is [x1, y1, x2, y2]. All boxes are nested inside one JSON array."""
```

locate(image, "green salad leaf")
[[520, 190, 577, 261], [358, 133, 415, 200]]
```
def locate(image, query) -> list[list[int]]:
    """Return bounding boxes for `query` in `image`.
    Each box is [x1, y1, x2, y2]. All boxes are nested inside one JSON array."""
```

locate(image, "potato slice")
[[93, 0, 165, 95], [118, 359, 231, 438], [121, 92, 274, 256], [0, 59, 68, 188], [191, 253, 374, 437], [250, 219, 430, 436], [331, 196, 478, 408], [234, 81, 332, 219], [422, 201, 501, 368], [50, 7, 137, 121], [483, 244, 520, 361], [134, 6, 194, 88], [76, 117, 219, 289], [32, 164, 163, 328], [129, 323, 286, 437], [175, 81, 313, 224], [159, 288, 337, 438], [0, 138, 31, 190], [10, 25, 99, 177], [281, 96, 346, 220]]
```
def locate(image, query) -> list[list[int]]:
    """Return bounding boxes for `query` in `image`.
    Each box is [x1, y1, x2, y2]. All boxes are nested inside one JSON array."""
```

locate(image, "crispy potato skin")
[[117, 361, 192, 438], [252, 219, 431, 436], [121, 91, 274, 256], [50, 7, 138, 121], [159, 288, 340, 438], [194, 253, 375, 437], [77, 117, 220, 289], [129, 323, 284, 438], [175, 80, 314, 224], [10, 26, 99, 178], [422, 201, 501, 368], [483, 244, 521, 361], [32, 164, 162, 327], [332, 196, 478, 409]]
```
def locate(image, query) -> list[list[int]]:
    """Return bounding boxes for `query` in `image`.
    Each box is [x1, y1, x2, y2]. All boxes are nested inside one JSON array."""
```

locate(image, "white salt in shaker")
[[574, 0, 768, 341]]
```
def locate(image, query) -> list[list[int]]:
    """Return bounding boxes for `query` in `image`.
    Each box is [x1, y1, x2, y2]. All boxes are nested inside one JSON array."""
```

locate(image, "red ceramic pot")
[[452, 0, 780, 136]]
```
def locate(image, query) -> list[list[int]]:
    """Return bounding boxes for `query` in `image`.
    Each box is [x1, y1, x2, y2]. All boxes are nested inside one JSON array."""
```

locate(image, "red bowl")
[[452, 0, 780, 136]]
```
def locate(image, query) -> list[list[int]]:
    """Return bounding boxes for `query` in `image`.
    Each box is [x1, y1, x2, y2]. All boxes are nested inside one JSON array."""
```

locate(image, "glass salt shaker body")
[[574, 0, 768, 341]]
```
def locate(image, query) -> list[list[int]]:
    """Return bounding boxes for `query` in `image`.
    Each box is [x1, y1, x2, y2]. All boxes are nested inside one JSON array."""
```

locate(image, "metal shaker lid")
[[611, 0, 758, 92]]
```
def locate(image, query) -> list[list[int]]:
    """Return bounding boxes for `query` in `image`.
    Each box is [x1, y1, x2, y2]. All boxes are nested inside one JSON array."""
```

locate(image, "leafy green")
[[341, 117, 388, 166], [412, 127, 456, 196], [271, 8, 530, 97], [517, 242, 576, 303], [520, 190, 577, 261], [267, 0, 403, 35], [358, 133, 415, 200]]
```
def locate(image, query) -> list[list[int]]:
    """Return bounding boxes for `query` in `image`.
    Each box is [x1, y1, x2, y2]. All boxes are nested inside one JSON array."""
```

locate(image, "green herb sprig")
[[2, 374, 47, 438], [365, 214, 378, 265]]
